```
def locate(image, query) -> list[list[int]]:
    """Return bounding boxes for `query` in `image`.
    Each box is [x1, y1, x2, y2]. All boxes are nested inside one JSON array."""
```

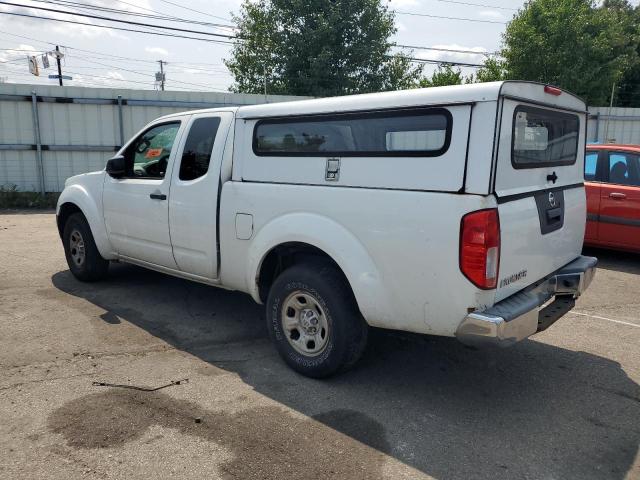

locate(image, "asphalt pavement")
[[0, 211, 639, 480]]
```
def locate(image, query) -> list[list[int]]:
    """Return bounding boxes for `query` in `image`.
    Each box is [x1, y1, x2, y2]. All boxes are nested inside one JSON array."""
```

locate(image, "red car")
[[585, 144, 640, 252]]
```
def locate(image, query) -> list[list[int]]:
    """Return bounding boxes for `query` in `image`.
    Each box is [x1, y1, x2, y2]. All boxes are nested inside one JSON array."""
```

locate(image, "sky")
[[0, 0, 634, 93]]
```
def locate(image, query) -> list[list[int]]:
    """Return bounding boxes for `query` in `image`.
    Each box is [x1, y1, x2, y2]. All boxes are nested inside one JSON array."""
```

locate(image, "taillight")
[[460, 209, 500, 289], [544, 85, 562, 96]]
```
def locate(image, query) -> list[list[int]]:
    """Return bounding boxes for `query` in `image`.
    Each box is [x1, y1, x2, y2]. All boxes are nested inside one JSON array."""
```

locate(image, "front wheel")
[[266, 261, 368, 378], [62, 212, 109, 282]]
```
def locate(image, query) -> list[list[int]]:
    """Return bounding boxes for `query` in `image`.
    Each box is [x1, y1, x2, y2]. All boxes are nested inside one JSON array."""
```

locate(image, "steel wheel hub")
[[69, 229, 86, 267], [281, 291, 329, 356]]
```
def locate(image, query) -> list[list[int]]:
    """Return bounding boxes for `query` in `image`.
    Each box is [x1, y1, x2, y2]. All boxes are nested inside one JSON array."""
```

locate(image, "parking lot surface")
[[0, 211, 639, 480]]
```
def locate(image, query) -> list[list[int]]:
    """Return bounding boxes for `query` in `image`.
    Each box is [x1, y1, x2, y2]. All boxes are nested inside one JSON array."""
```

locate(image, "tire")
[[62, 212, 109, 282], [266, 260, 368, 378]]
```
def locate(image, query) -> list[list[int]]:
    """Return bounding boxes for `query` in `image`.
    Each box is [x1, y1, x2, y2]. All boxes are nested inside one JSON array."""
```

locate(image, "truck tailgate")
[[495, 186, 586, 301], [492, 91, 587, 302]]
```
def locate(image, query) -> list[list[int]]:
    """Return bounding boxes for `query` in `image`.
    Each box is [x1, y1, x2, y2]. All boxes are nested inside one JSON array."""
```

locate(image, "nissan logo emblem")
[[548, 192, 557, 207]]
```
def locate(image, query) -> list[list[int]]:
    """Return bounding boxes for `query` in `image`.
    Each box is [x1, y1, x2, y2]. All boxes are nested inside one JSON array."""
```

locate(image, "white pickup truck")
[[57, 81, 597, 377]]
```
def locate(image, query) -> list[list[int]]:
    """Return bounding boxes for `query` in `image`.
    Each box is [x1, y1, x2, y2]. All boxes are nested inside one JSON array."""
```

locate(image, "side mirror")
[[106, 155, 126, 178]]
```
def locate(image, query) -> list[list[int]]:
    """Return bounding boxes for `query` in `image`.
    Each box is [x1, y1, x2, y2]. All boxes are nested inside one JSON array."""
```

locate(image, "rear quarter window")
[[512, 106, 579, 169], [252, 108, 452, 157]]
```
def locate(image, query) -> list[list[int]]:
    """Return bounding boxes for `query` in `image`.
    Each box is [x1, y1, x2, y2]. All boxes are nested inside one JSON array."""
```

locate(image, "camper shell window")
[[252, 107, 452, 157], [511, 105, 579, 169]]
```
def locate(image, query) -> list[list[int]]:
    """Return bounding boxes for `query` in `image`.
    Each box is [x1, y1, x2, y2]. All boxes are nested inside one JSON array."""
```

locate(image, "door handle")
[[547, 207, 562, 223], [609, 192, 627, 200], [150, 193, 167, 200]]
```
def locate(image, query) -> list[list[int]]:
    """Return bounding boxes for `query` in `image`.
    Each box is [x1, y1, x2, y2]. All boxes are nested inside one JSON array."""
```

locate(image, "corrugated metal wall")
[[587, 107, 640, 145], [0, 83, 305, 192]]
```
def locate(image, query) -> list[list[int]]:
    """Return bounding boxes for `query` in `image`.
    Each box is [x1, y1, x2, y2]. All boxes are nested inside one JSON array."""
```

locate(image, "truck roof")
[[156, 81, 586, 122], [236, 81, 586, 119]]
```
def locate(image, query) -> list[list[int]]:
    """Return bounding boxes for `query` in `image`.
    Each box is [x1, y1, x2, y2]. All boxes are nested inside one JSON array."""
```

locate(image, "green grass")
[[0, 185, 59, 209]]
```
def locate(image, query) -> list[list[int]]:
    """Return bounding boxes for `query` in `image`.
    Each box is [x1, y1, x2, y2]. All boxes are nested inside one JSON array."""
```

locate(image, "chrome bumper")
[[456, 256, 597, 347]]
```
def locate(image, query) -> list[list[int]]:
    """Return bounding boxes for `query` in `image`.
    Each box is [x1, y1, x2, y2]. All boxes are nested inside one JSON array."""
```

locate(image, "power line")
[[0, 48, 46, 53], [163, 76, 229, 90], [35, 0, 187, 39], [0, 1, 237, 39], [0, 36, 233, 90], [31, 0, 237, 31], [0, 68, 218, 91], [0, 65, 148, 87], [62, 70, 170, 87], [0, 56, 28, 64], [58, 64, 156, 73], [68, 56, 160, 78], [170, 60, 230, 67], [395, 44, 498, 56], [405, 56, 484, 68], [0, 3, 503, 58], [0, 10, 236, 45], [425, 0, 516, 11], [0, 40, 234, 90], [0, 31, 222, 68], [67, 54, 230, 91], [116, 0, 222, 22], [0, 8, 493, 68], [57, 48, 159, 65], [62, 51, 157, 65], [0, 5, 499, 61], [9, 1, 506, 37], [156, 0, 232, 23], [0, 29, 60, 46], [0, 7, 493, 89], [394, 10, 507, 24], [0, 15, 488, 72], [1, 0, 232, 63], [167, 67, 231, 76]]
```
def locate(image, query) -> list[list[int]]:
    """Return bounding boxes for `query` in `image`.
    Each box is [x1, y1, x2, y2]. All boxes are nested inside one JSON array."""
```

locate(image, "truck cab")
[[57, 81, 596, 378]]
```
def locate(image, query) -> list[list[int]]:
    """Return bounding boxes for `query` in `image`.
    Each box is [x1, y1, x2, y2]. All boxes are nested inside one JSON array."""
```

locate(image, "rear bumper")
[[456, 255, 597, 347]]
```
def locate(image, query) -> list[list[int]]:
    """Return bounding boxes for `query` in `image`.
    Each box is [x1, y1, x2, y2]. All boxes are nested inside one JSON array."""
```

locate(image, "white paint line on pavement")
[[571, 311, 640, 329]]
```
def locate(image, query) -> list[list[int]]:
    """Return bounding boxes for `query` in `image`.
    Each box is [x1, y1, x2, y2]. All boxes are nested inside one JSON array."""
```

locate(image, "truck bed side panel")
[[219, 182, 496, 336]]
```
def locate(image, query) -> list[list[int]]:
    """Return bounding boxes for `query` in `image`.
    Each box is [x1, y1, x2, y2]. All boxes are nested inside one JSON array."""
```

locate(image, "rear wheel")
[[63, 212, 109, 282], [266, 261, 368, 378]]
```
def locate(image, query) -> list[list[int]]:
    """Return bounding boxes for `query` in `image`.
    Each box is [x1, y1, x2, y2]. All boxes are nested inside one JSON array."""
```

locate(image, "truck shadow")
[[51, 263, 640, 480], [584, 247, 640, 275]]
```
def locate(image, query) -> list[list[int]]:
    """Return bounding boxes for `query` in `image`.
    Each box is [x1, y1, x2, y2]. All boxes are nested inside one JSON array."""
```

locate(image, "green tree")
[[602, 0, 640, 106], [225, 0, 423, 96], [469, 57, 508, 83], [419, 65, 464, 87], [501, 0, 638, 104]]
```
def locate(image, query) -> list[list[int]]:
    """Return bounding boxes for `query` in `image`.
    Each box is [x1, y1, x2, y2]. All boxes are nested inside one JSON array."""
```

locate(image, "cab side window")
[[123, 122, 181, 179], [608, 152, 640, 186], [179, 117, 221, 181]]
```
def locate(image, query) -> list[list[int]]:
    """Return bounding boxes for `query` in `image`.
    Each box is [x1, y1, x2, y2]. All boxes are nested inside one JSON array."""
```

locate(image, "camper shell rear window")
[[252, 107, 452, 157], [512, 105, 579, 169]]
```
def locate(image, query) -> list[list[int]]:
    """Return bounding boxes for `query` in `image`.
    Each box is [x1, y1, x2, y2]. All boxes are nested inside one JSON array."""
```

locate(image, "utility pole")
[[55, 45, 63, 86], [157, 60, 166, 91], [263, 64, 267, 97], [604, 83, 616, 143]]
